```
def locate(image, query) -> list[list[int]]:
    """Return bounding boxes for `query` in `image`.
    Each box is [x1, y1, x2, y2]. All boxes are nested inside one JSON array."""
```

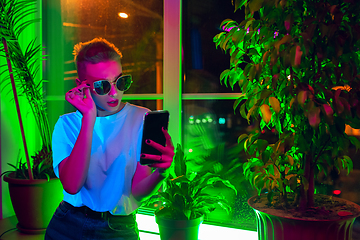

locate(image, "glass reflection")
[[61, 0, 163, 99], [183, 100, 257, 229]]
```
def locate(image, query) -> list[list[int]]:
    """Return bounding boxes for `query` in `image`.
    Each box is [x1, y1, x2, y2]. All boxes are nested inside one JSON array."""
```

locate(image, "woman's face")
[[80, 60, 125, 117]]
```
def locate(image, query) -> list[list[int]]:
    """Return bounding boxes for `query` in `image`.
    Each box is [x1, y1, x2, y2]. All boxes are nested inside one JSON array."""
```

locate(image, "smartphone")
[[140, 110, 170, 165]]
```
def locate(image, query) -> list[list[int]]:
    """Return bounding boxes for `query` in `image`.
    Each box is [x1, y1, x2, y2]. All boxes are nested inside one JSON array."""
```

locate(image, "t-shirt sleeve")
[[52, 117, 76, 177]]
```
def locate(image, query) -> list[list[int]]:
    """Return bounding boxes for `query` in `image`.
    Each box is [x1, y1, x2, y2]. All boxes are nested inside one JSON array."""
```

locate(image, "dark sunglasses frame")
[[92, 74, 133, 95]]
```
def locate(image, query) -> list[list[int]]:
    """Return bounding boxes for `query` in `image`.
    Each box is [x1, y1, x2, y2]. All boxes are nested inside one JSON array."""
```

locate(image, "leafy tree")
[[214, 0, 360, 211]]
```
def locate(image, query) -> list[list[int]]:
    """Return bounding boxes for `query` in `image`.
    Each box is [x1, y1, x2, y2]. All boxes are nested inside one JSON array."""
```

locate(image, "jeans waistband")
[[61, 201, 134, 220]]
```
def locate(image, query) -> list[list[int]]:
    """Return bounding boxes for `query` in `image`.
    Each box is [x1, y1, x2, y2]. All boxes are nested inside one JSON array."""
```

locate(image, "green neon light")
[[219, 118, 226, 124]]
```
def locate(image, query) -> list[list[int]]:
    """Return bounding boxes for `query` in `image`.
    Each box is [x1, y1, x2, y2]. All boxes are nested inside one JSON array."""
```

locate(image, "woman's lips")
[[107, 99, 119, 107]]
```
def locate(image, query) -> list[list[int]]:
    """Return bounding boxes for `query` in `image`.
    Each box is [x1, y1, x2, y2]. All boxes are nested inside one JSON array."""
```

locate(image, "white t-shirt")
[[52, 103, 149, 215]]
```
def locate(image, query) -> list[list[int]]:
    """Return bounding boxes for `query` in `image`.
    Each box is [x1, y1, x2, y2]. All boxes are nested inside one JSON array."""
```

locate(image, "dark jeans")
[[45, 201, 140, 240]]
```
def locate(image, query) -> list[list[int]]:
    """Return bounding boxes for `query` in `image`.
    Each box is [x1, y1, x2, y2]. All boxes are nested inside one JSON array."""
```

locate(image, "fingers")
[[145, 139, 175, 157], [141, 153, 162, 162], [162, 127, 174, 149], [83, 86, 93, 100], [65, 84, 90, 102], [142, 129, 175, 171], [145, 128, 174, 154], [65, 90, 78, 103], [140, 153, 173, 169], [145, 139, 164, 152], [76, 83, 90, 94]]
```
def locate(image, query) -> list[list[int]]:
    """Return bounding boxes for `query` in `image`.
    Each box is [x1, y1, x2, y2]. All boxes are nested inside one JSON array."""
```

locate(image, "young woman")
[[45, 38, 174, 240]]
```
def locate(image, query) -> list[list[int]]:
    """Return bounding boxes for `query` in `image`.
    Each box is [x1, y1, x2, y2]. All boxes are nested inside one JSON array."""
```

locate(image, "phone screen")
[[140, 110, 170, 165]]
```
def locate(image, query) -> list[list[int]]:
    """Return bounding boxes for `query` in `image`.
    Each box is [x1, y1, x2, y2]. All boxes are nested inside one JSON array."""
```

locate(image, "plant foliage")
[[187, 143, 245, 187], [0, 0, 53, 179], [147, 144, 238, 220], [214, 0, 360, 210]]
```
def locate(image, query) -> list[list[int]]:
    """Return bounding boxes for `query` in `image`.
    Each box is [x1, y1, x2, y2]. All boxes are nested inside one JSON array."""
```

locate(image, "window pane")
[[183, 99, 256, 229], [182, 0, 242, 93], [126, 100, 157, 112], [61, 0, 163, 95]]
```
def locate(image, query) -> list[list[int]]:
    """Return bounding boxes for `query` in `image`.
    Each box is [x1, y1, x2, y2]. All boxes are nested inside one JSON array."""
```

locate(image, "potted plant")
[[213, 0, 360, 239], [0, 0, 62, 233], [147, 144, 237, 240]]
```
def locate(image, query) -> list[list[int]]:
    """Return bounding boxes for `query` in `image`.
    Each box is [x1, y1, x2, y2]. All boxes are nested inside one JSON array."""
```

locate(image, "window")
[[62, 0, 163, 111], [43, 0, 165, 130], [182, 0, 256, 229], [43, 0, 256, 231]]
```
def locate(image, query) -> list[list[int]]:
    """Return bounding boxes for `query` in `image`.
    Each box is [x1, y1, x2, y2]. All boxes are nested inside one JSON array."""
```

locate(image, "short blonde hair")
[[73, 38, 122, 79]]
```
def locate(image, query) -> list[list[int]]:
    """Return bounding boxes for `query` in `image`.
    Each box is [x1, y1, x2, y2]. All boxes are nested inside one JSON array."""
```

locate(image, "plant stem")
[[313, 136, 330, 164], [307, 154, 315, 208], [2, 37, 33, 180], [300, 153, 314, 210]]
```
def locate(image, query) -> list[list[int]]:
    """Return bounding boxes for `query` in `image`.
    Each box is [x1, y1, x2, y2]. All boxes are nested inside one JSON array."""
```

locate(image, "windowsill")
[[137, 207, 257, 239], [0, 214, 257, 240]]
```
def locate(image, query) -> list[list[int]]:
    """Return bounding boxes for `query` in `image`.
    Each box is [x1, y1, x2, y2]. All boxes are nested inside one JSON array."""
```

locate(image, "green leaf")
[[348, 136, 360, 152], [255, 176, 266, 194], [220, 19, 238, 30], [260, 89, 273, 100], [232, 30, 246, 46], [238, 133, 248, 144], [269, 97, 280, 114], [206, 177, 237, 195], [289, 176, 298, 191], [233, 93, 248, 111], [240, 103, 247, 119], [249, 0, 264, 14], [7, 163, 18, 170], [267, 191, 274, 203], [248, 48, 260, 56], [220, 69, 231, 86], [343, 155, 353, 175], [172, 175, 189, 184], [247, 132, 260, 146], [254, 139, 268, 156], [262, 148, 271, 164], [174, 144, 186, 177], [234, 0, 247, 11]]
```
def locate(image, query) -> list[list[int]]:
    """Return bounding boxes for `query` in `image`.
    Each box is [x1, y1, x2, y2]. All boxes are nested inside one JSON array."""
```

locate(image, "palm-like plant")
[[148, 144, 237, 220], [0, 0, 53, 180]]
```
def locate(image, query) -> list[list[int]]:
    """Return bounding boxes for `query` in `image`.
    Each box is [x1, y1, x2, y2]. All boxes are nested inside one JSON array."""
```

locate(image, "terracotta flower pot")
[[3, 172, 63, 233], [248, 195, 360, 240], [155, 215, 204, 240]]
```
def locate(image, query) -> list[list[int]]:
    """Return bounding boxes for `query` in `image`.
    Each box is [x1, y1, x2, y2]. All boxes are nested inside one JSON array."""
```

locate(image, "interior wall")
[[0, 0, 43, 219], [42, 0, 65, 132]]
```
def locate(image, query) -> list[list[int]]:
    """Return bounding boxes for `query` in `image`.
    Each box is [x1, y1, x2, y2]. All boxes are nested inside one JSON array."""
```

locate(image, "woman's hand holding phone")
[[140, 128, 175, 173]]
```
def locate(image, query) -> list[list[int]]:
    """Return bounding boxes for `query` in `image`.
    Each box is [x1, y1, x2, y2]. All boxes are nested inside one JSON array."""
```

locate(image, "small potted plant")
[[0, 0, 62, 233], [147, 144, 237, 240], [213, 0, 360, 239]]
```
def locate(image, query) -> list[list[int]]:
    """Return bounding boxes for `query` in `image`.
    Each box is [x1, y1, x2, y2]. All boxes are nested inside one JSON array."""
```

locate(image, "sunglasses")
[[92, 74, 132, 95]]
